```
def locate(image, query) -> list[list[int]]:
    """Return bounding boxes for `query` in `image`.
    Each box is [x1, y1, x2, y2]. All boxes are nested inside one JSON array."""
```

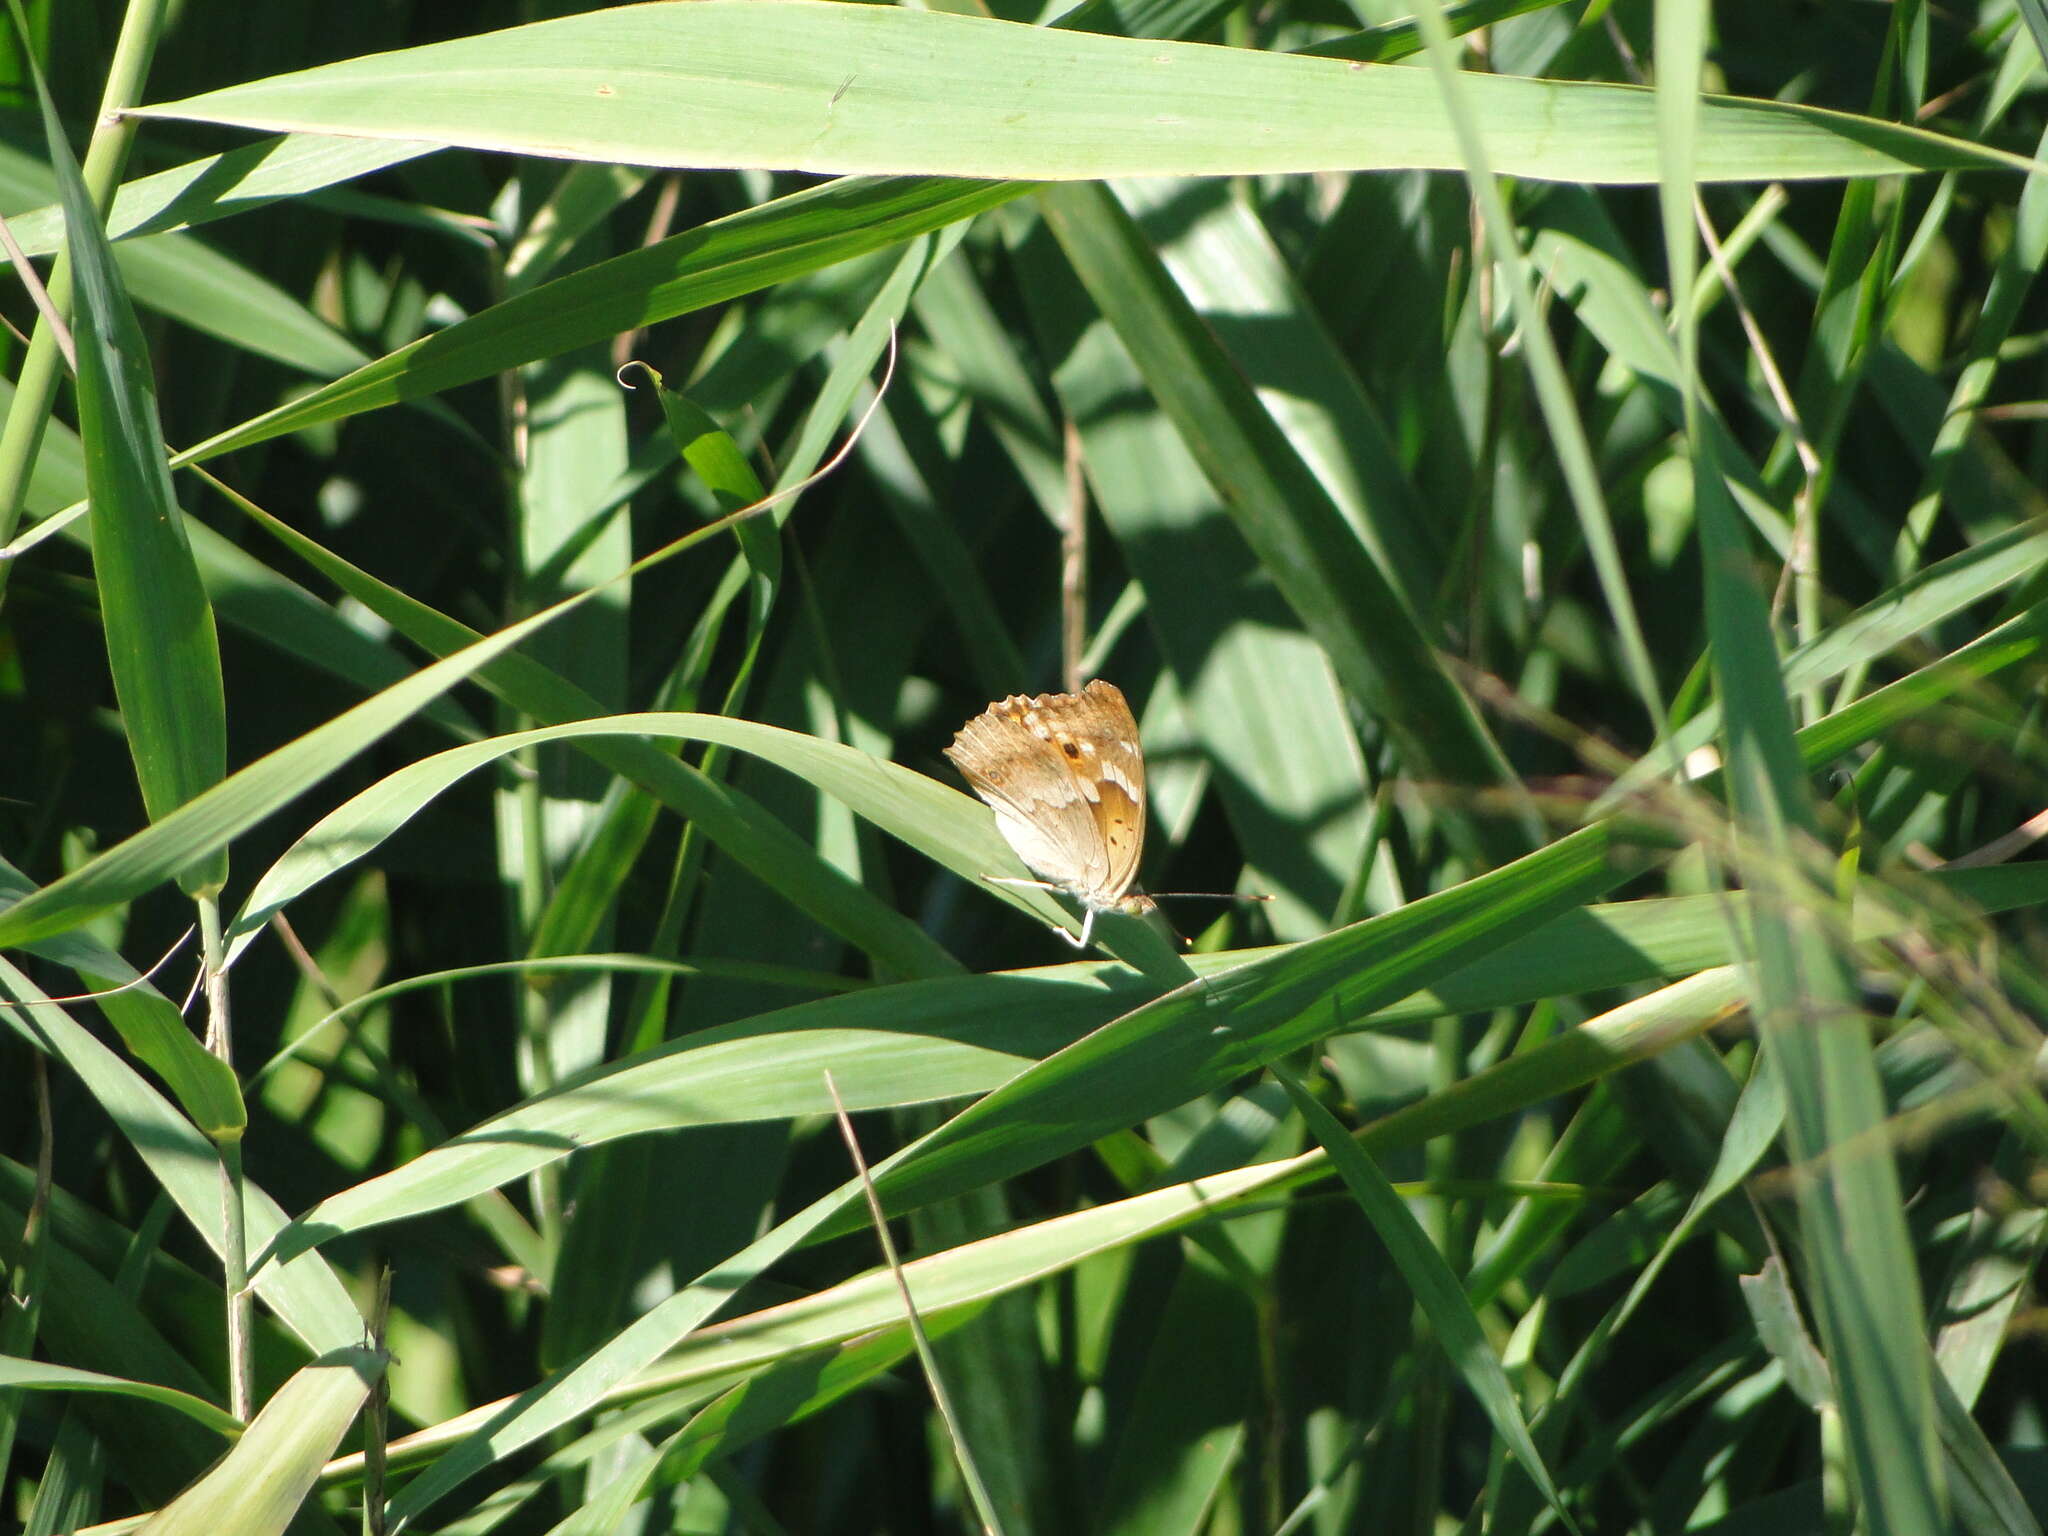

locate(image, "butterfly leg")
[[984, 877, 1096, 948]]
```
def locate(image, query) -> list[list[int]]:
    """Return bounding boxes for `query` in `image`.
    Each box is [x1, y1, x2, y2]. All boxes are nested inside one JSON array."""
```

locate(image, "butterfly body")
[[945, 679, 1155, 946]]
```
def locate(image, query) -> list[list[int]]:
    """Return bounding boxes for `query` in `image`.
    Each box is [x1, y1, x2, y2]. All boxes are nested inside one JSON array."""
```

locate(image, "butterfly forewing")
[[945, 679, 1148, 909]]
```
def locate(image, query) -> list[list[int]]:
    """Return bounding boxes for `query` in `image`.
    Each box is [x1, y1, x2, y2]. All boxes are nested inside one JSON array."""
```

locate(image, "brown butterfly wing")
[[945, 679, 1147, 908], [1064, 680, 1147, 903]]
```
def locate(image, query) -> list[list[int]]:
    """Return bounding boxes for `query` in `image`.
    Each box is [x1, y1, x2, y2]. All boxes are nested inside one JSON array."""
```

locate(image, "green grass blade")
[[1, 133, 439, 252], [34, 37, 226, 895], [0, 957, 360, 1353], [0, 597, 583, 950], [1275, 1063, 1577, 1534], [1037, 180, 1525, 849], [1694, 442, 1945, 1529], [170, 176, 1025, 465], [138, 1347, 380, 1536], [134, 4, 2024, 183], [0, 1359, 241, 1438]]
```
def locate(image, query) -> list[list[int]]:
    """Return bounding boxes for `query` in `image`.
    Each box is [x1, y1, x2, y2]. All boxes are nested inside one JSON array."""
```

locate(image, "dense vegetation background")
[[3, 0, 2048, 1531]]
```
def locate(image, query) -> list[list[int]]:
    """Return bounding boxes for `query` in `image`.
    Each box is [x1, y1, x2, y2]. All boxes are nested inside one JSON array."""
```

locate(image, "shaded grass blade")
[[1275, 1062, 1577, 1534]]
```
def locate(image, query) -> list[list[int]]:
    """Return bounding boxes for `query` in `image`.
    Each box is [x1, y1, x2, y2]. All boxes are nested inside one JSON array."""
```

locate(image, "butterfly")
[[945, 679, 1158, 948]]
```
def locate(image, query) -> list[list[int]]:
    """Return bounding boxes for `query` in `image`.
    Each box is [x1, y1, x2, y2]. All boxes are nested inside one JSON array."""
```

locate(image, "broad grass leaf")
[[136, 3, 2024, 183], [36, 54, 227, 896], [137, 1348, 381, 1536]]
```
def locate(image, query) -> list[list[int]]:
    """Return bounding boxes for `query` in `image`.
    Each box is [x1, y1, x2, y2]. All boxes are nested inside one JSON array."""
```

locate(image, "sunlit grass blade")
[[0, 547, 958, 976], [134, 3, 2025, 183], [138, 1347, 381, 1536]]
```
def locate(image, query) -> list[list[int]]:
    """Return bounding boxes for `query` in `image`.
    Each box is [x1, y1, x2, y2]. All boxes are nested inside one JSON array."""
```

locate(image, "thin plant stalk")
[[824, 1071, 1006, 1536], [199, 892, 252, 1422]]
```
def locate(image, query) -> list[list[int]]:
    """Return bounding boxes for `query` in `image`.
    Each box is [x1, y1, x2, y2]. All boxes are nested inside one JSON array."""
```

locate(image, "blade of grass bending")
[[0, 1360, 242, 1438], [0, 475, 815, 958], [0, 487, 955, 978]]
